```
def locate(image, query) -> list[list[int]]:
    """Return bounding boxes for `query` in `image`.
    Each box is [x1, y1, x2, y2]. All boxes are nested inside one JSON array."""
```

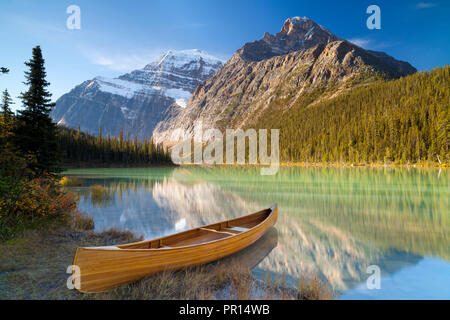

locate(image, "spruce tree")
[[0, 89, 13, 119], [0, 89, 25, 178], [0, 89, 14, 149], [15, 46, 61, 176]]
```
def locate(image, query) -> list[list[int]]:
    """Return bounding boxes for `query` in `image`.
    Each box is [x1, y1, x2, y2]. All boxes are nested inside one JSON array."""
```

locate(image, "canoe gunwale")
[[80, 204, 277, 252]]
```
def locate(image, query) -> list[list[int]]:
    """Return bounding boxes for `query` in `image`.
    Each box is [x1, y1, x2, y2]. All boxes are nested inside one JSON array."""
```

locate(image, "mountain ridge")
[[152, 16, 416, 144]]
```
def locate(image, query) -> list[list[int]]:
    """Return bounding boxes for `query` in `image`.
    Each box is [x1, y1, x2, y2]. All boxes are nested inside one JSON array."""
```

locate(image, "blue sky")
[[1, 0, 449, 111]]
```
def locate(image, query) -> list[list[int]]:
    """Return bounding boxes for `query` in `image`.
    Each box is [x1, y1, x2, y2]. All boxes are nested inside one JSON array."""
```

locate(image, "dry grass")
[[0, 220, 332, 300], [69, 211, 95, 231], [0, 223, 140, 300], [88, 257, 333, 300], [297, 273, 333, 300]]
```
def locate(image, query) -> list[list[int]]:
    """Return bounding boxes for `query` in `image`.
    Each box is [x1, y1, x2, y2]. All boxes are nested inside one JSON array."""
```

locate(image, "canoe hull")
[[73, 205, 278, 293]]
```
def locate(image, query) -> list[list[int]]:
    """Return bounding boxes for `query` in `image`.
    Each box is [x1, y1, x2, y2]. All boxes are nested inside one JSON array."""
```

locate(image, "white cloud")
[[416, 2, 437, 9], [83, 49, 166, 72], [3, 13, 66, 34], [348, 38, 398, 51], [348, 38, 371, 48], [82, 48, 230, 72]]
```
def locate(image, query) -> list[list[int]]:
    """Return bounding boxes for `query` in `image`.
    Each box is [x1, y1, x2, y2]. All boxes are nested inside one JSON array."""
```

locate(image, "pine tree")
[[0, 89, 25, 178], [14, 46, 61, 176], [0, 89, 14, 151], [0, 89, 13, 119], [0, 89, 13, 148]]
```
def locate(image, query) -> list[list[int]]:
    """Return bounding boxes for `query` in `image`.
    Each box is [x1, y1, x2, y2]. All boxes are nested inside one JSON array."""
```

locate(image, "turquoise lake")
[[64, 166, 450, 299]]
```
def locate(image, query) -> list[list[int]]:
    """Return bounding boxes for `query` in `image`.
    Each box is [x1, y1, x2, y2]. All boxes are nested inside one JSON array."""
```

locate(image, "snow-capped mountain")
[[52, 49, 223, 139]]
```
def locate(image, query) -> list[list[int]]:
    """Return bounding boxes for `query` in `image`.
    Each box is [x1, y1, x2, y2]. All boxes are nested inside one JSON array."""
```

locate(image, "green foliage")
[[256, 66, 450, 164], [58, 126, 173, 165]]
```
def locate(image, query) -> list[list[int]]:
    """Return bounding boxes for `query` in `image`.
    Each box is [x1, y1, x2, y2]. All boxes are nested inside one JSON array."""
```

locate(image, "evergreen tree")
[[0, 89, 25, 178], [0, 89, 14, 150], [14, 46, 61, 176], [0, 89, 13, 119]]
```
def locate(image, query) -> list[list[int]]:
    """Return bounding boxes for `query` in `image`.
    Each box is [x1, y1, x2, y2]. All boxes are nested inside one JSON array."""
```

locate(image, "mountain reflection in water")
[[65, 166, 450, 299]]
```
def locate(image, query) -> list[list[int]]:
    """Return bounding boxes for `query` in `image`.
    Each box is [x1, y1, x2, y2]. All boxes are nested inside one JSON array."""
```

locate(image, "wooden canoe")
[[72, 204, 278, 293]]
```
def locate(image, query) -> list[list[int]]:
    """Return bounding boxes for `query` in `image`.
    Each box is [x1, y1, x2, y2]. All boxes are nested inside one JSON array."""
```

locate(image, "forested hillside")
[[58, 127, 172, 165], [255, 66, 449, 164]]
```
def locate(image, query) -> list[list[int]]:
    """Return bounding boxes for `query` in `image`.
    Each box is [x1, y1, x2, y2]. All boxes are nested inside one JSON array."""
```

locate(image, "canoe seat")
[[220, 226, 250, 234]]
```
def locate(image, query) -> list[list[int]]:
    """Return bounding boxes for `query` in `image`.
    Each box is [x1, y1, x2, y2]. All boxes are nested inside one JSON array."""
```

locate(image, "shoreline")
[[157, 162, 448, 169], [0, 212, 331, 300], [60, 161, 448, 170], [61, 162, 178, 169], [277, 162, 448, 168]]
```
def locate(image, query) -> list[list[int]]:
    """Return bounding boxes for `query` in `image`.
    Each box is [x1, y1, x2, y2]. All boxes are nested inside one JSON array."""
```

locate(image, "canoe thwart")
[[199, 228, 235, 236]]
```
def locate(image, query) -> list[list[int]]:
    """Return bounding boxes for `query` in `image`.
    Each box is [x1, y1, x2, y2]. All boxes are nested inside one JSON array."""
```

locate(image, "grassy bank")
[[0, 214, 332, 300]]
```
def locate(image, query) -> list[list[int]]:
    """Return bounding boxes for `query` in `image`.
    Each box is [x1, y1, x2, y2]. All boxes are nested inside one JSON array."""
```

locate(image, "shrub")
[[0, 177, 78, 241]]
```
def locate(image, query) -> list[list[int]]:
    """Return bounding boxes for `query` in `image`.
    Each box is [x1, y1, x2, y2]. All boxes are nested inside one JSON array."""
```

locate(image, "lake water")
[[64, 166, 450, 299]]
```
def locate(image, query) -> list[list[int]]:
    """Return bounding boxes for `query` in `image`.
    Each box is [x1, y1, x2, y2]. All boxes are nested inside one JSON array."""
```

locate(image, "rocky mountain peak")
[[119, 49, 223, 92], [238, 16, 339, 62], [281, 16, 313, 34], [144, 49, 223, 74]]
